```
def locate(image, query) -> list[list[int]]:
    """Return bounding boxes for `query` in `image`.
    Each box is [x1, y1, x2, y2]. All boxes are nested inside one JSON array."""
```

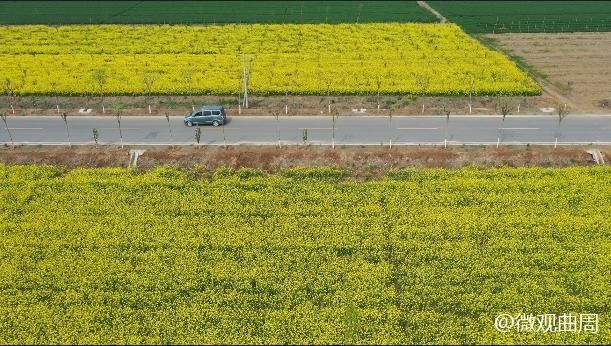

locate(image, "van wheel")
[[212, 120, 220, 127], [186, 121, 193, 127]]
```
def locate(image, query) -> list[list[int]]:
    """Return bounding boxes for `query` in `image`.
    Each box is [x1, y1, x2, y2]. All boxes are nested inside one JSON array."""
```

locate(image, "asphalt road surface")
[[1, 115, 610, 146]]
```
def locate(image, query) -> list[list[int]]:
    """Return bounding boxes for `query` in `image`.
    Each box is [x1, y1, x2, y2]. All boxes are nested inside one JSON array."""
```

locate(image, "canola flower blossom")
[[0, 165, 609, 344], [0, 24, 540, 96]]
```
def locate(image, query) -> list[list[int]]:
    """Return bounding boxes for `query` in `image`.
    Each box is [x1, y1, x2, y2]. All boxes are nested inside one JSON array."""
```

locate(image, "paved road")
[[1, 115, 610, 146]]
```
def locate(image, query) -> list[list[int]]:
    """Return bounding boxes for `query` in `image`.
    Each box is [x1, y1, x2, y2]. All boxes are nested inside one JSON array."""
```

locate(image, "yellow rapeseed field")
[[0, 165, 609, 344], [0, 24, 540, 96]]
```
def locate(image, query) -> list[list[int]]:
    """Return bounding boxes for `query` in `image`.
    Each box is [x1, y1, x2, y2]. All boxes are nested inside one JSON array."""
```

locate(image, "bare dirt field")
[[489, 32, 611, 114], [0, 146, 606, 177]]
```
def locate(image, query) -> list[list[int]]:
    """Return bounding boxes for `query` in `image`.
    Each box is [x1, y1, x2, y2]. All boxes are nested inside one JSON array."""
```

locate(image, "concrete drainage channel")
[[128, 149, 146, 168], [586, 150, 606, 165]]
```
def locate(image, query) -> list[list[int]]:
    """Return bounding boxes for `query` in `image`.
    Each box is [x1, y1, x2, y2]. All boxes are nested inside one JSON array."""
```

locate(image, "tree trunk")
[[65, 123, 71, 147], [222, 125, 226, 148]]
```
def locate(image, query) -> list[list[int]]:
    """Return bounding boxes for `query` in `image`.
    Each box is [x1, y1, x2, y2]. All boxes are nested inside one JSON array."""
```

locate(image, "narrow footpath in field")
[[538, 79, 581, 113], [417, 1, 448, 23]]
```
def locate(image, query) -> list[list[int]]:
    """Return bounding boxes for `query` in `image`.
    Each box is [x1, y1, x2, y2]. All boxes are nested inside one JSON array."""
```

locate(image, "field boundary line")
[[417, 1, 448, 23]]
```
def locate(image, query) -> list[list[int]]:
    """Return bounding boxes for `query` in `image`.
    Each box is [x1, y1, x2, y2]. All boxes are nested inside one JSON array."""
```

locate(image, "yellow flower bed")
[[0, 24, 540, 96]]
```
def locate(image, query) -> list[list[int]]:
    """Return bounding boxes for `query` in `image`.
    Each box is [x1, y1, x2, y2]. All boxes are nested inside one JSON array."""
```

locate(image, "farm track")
[[537, 79, 581, 113], [417, 1, 447, 23]]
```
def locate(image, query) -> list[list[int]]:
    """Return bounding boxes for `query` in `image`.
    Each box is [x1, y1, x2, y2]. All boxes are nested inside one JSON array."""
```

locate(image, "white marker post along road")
[[1, 114, 610, 146]]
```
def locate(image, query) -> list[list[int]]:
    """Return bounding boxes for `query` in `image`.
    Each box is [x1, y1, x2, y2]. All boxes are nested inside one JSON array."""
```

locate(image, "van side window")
[[212, 111, 220, 115], [194, 112, 202, 117], [203, 111, 212, 116]]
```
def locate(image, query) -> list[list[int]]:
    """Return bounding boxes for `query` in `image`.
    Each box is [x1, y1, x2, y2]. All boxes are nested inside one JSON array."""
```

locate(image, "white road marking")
[[101, 128, 140, 130], [498, 127, 540, 130], [396, 127, 438, 130], [187, 127, 241, 130], [298, 127, 333, 130], [7, 127, 44, 130]]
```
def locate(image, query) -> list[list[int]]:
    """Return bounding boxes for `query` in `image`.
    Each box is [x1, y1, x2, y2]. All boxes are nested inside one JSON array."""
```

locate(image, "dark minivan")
[[184, 106, 226, 127]]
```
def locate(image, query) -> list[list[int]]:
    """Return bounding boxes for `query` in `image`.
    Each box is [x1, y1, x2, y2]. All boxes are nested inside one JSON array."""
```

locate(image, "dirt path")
[[538, 80, 581, 113], [417, 1, 447, 23]]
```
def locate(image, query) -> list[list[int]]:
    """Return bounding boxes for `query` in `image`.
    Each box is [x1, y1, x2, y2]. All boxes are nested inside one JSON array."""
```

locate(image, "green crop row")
[[0, 1, 436, 25], [430, 1, 611, 33], [0, 165, 609, 344]]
